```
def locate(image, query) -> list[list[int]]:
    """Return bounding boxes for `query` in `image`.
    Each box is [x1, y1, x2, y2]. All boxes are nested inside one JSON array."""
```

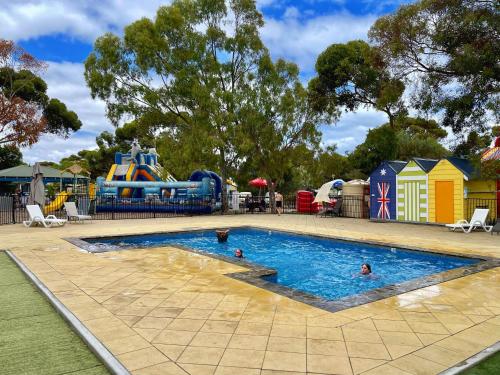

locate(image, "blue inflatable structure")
[[96, 142, 222, 213]]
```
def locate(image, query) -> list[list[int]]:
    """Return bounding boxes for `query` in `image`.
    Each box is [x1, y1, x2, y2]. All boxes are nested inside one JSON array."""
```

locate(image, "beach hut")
[[428, 157, 496, 224], [369, 161, 407, 220], [396, 158, 438, 222]]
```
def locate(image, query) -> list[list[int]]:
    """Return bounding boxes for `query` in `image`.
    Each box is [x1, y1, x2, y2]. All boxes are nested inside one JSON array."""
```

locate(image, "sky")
[[0, 0, 412, 164]]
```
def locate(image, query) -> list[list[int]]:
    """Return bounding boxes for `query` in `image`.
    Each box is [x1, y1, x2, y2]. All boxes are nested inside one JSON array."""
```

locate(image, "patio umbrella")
[[28, 162, 45, 207], [249, 177, 267, 197], [313, 179, 344, 203]]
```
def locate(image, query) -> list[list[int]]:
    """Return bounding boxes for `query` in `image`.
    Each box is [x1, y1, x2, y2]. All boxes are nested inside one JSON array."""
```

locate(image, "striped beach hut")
[[396, 158, 438, 222], [369, 161, 407, 220], [428, 157, 497, 224]]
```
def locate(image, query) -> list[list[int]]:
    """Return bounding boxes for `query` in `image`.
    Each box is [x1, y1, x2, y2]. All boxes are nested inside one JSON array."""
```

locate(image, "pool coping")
[[65, 225, 500, 314]]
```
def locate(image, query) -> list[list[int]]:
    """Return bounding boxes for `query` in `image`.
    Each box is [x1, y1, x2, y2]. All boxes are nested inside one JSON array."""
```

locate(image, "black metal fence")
[[464, 197, 498, 225], [0, 194, 217, 225], [0, 192, 495, 226]]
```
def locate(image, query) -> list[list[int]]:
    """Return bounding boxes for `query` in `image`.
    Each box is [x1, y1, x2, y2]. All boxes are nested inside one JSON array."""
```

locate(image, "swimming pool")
[[83, 227, 479, 302]]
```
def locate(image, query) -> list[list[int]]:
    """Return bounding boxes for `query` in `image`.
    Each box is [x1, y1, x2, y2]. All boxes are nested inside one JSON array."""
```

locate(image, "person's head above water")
[[235, 249, 244, 258], [361, 263, 371, 275]]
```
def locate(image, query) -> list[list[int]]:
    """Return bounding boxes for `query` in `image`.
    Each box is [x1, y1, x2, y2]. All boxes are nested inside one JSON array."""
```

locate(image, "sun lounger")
[[64, 202, 92, 223], [445, 208, 492, 233], [23, 204, 67, 228]]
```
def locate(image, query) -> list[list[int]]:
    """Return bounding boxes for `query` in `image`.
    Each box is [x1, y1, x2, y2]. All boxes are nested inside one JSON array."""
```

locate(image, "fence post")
[[11, 195, 16, 224], [112, 197, 115, 220]]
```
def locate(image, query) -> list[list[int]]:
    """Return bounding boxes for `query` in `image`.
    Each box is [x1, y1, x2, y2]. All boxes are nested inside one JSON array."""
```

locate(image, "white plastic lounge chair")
[[445, 208, 492, 233], [23, 205, 67, 228], [64, 202, 92, 223]]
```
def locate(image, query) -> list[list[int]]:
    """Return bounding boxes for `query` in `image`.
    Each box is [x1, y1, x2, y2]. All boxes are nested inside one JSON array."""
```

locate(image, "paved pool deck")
[[1, 215, 499, 375]]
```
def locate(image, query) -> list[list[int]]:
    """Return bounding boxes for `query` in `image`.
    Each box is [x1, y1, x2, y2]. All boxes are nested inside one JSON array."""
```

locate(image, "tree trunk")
[[387, 112, 395, 129], [268, 178, 277, 214], [219, 149, 228, 214]]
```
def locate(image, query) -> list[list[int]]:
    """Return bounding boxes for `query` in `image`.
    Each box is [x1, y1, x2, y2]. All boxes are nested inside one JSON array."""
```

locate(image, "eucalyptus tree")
[[84, 0, 268, 211], [239, 57, 330, 212], [369, 0, 499, 133], [309, 40, 406, 128]]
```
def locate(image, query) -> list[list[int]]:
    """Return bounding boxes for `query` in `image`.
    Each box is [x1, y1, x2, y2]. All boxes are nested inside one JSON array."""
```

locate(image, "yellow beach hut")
[[428, 157, 497, 224]]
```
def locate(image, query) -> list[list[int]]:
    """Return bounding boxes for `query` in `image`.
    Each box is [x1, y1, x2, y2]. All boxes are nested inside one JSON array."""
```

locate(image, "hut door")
[[404, 182, 420, 221], [435, 181, 454, 223]]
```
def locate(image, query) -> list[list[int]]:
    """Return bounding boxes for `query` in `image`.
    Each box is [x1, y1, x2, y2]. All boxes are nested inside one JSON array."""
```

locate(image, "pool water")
[[86, 228, 478, 301]]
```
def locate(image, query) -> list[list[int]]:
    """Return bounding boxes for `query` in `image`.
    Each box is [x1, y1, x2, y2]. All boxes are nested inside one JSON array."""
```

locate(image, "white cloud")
[[0, 0, 170, 42], [321, 108, 388, 154], [261, 12, 377, 73]]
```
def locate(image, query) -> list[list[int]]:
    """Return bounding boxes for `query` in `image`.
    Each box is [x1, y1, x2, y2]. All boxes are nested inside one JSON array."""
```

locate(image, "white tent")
[[313, 179, 344, 203]]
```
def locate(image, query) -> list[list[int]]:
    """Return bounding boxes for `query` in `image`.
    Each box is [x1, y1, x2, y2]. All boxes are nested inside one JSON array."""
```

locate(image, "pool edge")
[[64, 225, 500, 314]]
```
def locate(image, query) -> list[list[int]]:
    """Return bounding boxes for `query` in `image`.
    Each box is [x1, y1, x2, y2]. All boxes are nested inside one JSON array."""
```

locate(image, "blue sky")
[[0, 0, 411, 163]]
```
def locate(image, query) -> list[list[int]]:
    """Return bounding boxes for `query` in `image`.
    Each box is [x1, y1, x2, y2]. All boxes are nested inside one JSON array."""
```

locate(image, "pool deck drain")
[[1, 215, 499, 375]]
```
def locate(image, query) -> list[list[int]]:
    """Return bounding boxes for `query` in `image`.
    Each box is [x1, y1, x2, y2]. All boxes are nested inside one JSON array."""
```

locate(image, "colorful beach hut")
[[396, 158, 438, 222], [428, 157, 496, 224], [369, 161, 407, 220]]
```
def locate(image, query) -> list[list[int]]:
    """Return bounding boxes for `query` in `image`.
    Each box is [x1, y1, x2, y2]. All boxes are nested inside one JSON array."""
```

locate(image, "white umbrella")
[[28, 163, 45, 206], [313, 181, 334, 203], [313, 179, 344, 203]]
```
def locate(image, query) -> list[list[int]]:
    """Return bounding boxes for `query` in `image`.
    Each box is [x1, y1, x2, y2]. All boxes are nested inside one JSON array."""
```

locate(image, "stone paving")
[[1, 214, 499, 375]]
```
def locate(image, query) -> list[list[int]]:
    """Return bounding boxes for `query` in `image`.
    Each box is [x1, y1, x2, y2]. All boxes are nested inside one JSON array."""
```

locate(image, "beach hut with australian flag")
[[369, 161, 407, 221]]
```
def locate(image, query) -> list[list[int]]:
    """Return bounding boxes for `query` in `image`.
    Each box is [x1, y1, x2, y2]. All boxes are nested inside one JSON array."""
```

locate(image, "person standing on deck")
[[275, 192, 283, 215]]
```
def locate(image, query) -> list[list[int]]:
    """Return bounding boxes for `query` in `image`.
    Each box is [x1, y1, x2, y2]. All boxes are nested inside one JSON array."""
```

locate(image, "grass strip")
[[460, 351, 500, 375], [0, 252, 109, 375]]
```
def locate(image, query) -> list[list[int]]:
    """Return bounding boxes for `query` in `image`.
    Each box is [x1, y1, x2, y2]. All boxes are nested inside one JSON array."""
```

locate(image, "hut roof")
[[446, 157, 477, 180], [413, 158, 439, 173], [387, 161, 407, 173]]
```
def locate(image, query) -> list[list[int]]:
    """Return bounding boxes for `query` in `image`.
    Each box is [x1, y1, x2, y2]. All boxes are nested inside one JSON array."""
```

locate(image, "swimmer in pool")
[[234, 249, 244, 258], [356, 263, 379, 280], [361, 263, 371, 275]]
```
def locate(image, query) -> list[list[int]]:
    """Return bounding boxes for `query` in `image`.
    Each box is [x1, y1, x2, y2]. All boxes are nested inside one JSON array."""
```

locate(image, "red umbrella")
[[249, 177, 267, 188], [249, 177, 267, 198]]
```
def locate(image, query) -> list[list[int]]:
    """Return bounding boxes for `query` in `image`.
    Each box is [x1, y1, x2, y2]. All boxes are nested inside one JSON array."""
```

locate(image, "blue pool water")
[[86, 228, 478, 301]]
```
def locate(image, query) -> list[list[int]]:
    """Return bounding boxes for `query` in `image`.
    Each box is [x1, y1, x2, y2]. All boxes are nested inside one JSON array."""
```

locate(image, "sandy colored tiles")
[[2, 214, 499, 374]]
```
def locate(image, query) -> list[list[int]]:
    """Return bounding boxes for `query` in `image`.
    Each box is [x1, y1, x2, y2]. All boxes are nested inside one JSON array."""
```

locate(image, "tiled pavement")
[[1, 215, 499, 375]]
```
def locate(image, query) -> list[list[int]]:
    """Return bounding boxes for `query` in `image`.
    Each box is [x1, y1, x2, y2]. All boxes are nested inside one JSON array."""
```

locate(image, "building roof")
[[413, 158, 439, 173], [387, 161, 407, 173], [446, 157, 477, 180], [0, 165, 89, 182]]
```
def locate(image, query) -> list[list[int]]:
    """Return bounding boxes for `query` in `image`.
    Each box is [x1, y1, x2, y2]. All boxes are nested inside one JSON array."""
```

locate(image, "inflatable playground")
[[96, 141, 223, 213]]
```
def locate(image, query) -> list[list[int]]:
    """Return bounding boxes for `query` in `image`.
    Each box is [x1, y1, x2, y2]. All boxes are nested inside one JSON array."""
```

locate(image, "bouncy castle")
[[96, 141, 222, 213]]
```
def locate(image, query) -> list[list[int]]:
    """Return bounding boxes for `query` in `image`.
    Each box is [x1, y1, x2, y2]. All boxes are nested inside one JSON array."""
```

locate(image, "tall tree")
[[369, 0, 499, 133], [348, 126, 399, 178], [0, 145, 23, 170], [0, 39, 82, 147], [309, 40, 406, 128], [84, 0, 268, 211], [348, 118, 450, 177], [239, 57, 326, 212]]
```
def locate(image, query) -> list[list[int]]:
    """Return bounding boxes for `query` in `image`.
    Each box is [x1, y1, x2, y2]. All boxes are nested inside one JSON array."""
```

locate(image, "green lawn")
[[0, 252, 109, 375], [461, 352, 500, 375]]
